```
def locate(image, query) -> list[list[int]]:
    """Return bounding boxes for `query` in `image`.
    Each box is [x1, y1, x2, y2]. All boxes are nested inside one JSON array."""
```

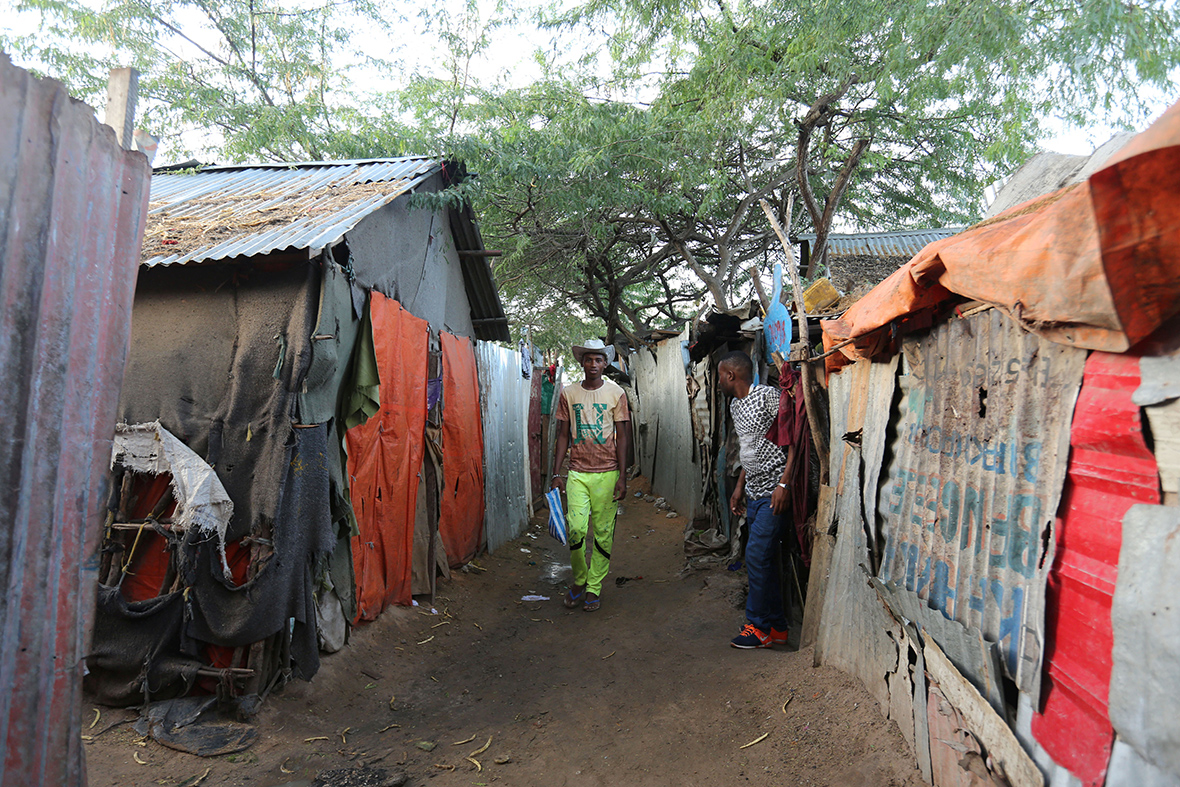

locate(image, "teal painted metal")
[[877, 308, 1087, 695]]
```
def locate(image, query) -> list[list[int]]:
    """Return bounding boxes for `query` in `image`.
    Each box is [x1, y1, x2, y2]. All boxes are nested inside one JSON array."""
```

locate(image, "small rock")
[[654, 497, 666, 506], [494, 755, 512, 765], [666, 512, 677, 519], [415, 740, 436, 752]]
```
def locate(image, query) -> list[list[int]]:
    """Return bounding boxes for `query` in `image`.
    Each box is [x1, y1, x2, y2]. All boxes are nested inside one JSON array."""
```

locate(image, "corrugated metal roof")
[[143, 157, 441, 266], [0, 54, 151, 787], [797, 228, 963, 258], [876, 308, 1087, 696]]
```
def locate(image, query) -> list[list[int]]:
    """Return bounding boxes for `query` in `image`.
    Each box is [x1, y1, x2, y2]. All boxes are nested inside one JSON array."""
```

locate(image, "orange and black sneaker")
[[769, 628, 788, 646], [730, 623, 772, 649]]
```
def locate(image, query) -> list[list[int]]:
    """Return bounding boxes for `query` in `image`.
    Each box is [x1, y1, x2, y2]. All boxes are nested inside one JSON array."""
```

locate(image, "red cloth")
[[345, 293, 429, 618], [765, 364, 811, 565], [439, 332, 486, 567]]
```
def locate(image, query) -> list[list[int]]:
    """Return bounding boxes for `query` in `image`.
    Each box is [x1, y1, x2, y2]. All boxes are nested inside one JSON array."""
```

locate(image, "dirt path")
[[85, 477, 924, 787]]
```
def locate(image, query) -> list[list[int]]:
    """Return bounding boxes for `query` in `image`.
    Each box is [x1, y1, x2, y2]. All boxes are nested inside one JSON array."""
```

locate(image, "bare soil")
[[85, 476, 924, 787]]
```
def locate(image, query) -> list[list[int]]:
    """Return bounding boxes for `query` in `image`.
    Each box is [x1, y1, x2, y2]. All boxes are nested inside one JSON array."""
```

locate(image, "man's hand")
[[551, 474, 566, 493], [771, 484, 790, 515], [729, 489, 745, 517], [613, 475, 627, 501]]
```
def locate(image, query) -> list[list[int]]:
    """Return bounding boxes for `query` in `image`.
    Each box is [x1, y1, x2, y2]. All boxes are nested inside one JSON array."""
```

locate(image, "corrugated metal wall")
[[632, 330, 702, 519], [0, 55, 150, 786], [475, 341, 531, 553], [877, 308, 1087, 695], [1030, 351, 1160, 785]]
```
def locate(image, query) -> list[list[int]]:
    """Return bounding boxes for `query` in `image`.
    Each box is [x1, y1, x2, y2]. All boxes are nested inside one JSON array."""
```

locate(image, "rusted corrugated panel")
[[143, 157, 439, 266], [877, 308, 1087, 695], [1030, 351, 1159, 786], [475, 342, 531, 553], [0, 55, 150, 786]]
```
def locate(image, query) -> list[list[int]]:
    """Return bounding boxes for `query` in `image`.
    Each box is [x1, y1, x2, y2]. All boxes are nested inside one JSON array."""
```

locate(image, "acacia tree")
[[551, 0, 1180, 282], [2, 0, 391, 161], [10, 0, 1177, 338]]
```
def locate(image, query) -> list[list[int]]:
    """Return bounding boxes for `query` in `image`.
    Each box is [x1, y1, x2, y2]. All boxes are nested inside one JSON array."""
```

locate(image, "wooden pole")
[[749, 266, 770, 314], [103, 67, 139, 150], [759, 198, 830, 484]]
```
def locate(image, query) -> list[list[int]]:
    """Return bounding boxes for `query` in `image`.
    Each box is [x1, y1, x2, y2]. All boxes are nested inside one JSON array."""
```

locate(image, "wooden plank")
[[102, 67, 138, 150], [800, 483, 836, 648], [924, 639, 1044, 787]]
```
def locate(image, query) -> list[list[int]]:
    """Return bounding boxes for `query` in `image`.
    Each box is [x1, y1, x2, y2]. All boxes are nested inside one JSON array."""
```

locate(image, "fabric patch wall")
[[439, 332, 485, 566], [878, 308, 1086, 694], [346, 293, 429, 617]]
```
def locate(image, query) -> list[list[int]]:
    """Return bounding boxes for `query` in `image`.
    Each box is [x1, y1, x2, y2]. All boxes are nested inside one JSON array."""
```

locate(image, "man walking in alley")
[[551, 339, 630, 613], [719, 350, 795, 648]]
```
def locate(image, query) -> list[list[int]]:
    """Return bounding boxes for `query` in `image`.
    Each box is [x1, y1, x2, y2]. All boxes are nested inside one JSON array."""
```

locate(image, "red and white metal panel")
[[877, 308, 1087, 695], [1030, 351, 1160, 786], [0, 55, 150, 786]]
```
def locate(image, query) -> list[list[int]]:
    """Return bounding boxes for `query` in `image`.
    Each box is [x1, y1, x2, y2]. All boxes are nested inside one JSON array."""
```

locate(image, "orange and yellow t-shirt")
[[556, 378, 630, 472]]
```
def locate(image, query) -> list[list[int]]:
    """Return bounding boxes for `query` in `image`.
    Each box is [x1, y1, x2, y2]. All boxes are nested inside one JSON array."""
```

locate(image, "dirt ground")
[[85, 476, 924, 787]]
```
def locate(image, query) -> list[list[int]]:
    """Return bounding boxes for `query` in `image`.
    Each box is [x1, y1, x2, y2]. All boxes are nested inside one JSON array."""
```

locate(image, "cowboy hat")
[[571, 338, 616, 364]]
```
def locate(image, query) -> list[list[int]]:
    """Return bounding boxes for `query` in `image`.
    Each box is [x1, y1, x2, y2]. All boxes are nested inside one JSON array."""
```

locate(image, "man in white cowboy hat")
[[550, 339, 630, 612]]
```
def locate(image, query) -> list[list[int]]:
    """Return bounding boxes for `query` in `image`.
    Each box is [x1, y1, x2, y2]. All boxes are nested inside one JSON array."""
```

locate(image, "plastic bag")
[[545, 487, 569, 546]]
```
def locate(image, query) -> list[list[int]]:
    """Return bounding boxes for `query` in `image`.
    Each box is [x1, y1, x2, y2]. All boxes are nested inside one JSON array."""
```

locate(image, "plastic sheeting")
[[823, 99, 1180, 366], [439, 333, 485, 567], [346, 293, 429, 617]]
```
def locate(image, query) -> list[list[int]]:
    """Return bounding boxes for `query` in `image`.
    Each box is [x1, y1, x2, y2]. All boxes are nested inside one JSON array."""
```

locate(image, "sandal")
[[564, 586, 585, 609], [583, 594, 601, 612]]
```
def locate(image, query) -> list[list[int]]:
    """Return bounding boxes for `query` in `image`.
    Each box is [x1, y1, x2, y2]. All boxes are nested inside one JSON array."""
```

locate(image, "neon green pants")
[[566, 469, 619, 595]]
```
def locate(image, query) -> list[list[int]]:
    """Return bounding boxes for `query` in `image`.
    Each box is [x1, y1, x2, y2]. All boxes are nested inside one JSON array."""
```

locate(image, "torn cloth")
[[112, 420, 234, 579], [765, 364, 811, 564]]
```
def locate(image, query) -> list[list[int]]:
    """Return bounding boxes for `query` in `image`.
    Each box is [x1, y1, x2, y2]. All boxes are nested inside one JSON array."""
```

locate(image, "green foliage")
[[2, 0, 395, 161], [8, 0, 1178, 340]]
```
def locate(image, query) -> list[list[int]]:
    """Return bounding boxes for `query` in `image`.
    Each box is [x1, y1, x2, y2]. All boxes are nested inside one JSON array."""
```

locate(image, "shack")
[[809, 100, 1180, 786], [87, 158, 512, 708]]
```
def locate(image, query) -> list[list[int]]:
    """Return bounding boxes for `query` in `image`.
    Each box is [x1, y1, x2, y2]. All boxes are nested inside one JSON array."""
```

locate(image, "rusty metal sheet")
[[797, 227, 962, 258], [475, 341, 531, 553], [877, 308, 1086, 695], [0, 54, 150, 786], [816, 356, 900, 711], [144, 157, 439, 266]]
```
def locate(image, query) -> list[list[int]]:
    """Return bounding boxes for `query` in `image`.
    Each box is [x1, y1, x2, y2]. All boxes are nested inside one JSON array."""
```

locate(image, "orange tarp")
[[346, 293, 429, 618], [823, 98, 1180, 368], [439, 332, 486, 567]]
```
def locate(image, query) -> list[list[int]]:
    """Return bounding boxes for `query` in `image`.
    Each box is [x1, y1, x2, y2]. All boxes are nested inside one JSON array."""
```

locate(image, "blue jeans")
[[745, 496, 789, 632]]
